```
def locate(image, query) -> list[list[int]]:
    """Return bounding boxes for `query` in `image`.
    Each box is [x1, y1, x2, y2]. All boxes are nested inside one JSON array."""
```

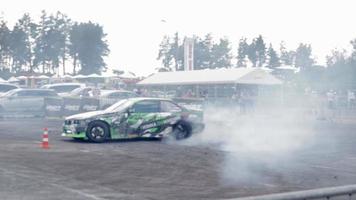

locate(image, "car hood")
[[66, 110, 114, 120]]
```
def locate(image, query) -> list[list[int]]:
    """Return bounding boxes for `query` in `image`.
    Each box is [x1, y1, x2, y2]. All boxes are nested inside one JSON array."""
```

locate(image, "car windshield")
[[1, 89, 17, 97], [51, 85, 80, 93], [70, 87, 89, 96], [0, 84, 17, 93], [104, 99, 134, 112]]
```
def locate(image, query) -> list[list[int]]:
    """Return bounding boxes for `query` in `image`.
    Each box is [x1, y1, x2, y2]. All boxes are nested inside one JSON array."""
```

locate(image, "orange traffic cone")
[[41, 128, 50, 149]]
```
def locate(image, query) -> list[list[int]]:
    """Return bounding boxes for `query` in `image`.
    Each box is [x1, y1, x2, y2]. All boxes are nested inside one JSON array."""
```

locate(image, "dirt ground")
[[1, 117, 356, 200]]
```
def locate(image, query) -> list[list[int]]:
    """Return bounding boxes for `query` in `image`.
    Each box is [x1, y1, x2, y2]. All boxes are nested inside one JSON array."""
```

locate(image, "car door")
[[0, 92, 21, 111], [158, 100, 183, 128], [26, 90, 45, 111], [126, 100, 161, 137], [9, 90, 40, 112]]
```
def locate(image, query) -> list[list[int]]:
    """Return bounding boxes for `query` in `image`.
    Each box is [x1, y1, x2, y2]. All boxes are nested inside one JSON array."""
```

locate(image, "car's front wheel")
[[173, 121, 192, 140], [86, 121, 110, 143]]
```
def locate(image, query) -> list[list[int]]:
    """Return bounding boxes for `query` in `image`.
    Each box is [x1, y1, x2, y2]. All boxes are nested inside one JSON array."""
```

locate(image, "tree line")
[[157, 33, 356, 90], [0, 11, 109, 77]]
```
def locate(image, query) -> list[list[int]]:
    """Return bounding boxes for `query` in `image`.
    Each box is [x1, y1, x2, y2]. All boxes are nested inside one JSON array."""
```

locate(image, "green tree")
[[18, 13, 38, 72], [193, 34, 213, 69], [8, 13, 36, 72], [210, 37, 232, 68], [169, 32, 184, 71], [254, 35, 266, 67], [247, 42, 257, 67], [279, 41, 295, 66], [157, 33, 184, 71], [236, 37, 248, 67], [322, 49, 350, 89], [52, 12, 71, 75], [295, 43, 314, 71], [9, 24, 29, 72], [326, 49, 347, 67], [246, 35, 266, 67], [350, 39, 356, 62], [0, 19, 11, 70], [33, 10, 50, 73], [266, 44, 280, 68], [69, 22, 109, 75], [157, 35, 173, 69]]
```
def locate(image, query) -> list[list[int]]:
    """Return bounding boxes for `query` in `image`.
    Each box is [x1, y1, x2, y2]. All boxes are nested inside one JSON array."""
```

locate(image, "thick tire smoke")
[[178, 104, 318, 184]]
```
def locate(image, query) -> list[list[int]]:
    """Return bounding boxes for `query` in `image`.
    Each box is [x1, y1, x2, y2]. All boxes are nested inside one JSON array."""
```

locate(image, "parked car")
[[0, 83, 19, 96], [62, 98, 205, 142], [41, 83, 85, 96], [69, 87, 95, 97], [100, 90, 139, 109], [0, 88, 59, 115]]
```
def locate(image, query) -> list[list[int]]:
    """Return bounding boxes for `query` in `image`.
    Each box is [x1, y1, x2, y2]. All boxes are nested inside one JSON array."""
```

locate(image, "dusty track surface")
[[1, 117, 356, 199]]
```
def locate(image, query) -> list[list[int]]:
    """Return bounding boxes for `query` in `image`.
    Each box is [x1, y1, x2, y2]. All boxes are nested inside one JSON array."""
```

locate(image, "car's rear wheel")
[[86, 121, 109, 143], [173, 121, 192, 140]]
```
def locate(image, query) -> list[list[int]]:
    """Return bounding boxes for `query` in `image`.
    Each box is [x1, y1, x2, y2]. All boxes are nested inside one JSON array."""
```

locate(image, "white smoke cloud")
[[179, 104, 318, 184]]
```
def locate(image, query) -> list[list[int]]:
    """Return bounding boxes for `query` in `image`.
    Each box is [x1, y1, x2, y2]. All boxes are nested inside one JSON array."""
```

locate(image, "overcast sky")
[[2, 0, 356, 76]]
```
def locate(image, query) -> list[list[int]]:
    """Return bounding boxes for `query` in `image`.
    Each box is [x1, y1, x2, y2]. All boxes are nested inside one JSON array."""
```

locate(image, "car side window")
[[0, 85, 17, 92], [122, 93, 131, 98], [129, 93, 138, 97], [131, 100, 160, 113], [109, 92, 133, 98], [34, 90, 57, 97], [108, 92, 121, 98], [10, 92, 19, 97], [16, 91, 29, 97], [160, 101, 182, 113], [52, 85, 79, 93]]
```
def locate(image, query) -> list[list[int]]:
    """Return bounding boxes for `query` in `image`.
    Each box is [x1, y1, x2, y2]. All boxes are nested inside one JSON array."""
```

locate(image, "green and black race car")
[[62, 98, 204, 142]]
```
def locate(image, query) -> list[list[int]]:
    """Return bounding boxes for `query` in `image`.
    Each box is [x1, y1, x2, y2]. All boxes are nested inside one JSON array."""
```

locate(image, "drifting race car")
[[62, 98, 204, 142]]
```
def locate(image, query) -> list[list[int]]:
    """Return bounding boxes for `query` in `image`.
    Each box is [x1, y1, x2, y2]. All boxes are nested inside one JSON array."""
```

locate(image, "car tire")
[[173, 121, 192, 140], [86, 121, 110, 143]]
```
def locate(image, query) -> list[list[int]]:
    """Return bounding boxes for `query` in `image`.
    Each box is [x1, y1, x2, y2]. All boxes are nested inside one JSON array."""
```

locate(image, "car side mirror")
[[128, 108, 135, 113], [123, 112, 129, 118]]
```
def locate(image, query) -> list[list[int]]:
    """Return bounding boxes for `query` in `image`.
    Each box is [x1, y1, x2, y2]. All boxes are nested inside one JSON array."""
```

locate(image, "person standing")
[[348, 90, 355, 109]]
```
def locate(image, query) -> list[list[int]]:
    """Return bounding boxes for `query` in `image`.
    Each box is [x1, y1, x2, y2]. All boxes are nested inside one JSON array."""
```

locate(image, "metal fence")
[[229, 185, 356, 200]]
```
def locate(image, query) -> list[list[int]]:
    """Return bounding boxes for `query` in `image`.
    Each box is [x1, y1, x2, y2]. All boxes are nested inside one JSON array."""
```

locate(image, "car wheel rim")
[[176, 124, 187, 139], [91, 126, 105, 139]]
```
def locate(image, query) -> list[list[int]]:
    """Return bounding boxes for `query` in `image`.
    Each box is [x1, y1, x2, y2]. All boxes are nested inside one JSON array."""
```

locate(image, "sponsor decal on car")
[[82, 105, 97, 111], [64, 105, 80, 111], [46, 105, 61, 112]]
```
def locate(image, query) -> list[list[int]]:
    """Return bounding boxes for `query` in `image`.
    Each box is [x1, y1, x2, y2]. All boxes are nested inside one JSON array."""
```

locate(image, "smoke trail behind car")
[[178, 104, 318, 184]]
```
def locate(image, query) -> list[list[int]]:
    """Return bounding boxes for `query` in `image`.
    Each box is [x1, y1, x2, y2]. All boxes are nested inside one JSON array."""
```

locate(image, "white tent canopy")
[[62, 74, 73, 78], [87, 73, 102, 78], [7, 76, 20, 82], [275, 65, 299, 72], [235, 69, 282, 85], [138, 68, 282, 86], [73, 74, 86, 79], [16, 76, 27, 79], [37, 75, 50, 79]]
